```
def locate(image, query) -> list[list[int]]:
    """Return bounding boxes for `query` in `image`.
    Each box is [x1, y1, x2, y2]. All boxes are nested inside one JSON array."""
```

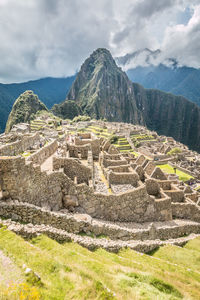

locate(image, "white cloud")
[[161, 5, 200, 68], [0, 0, 199, 83]]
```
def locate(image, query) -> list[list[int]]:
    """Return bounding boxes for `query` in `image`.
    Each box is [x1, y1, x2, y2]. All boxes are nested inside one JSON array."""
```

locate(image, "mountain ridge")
[[116, 49, 200, 106], [0, 76, 75, 133], [5, 90, 48, 132], [64, 48, 200, 151]]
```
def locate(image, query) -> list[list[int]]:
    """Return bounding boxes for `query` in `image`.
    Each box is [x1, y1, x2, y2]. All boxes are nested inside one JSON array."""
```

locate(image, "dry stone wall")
[[172, 203, 200, 223], [0, 201, 199, 244], [0, 132, 40, 156], [53, 157, 92, 184], [76, 183, 172, 222], [0, 156, 73, 210], [108, 171, 139, 187], [27, 140, 58, 165]]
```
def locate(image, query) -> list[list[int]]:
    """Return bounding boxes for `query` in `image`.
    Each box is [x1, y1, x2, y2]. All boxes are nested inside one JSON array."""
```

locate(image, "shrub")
[[72, 115, 91, 123], [167, 147, 182, 156], [109, 135, 118, 144]]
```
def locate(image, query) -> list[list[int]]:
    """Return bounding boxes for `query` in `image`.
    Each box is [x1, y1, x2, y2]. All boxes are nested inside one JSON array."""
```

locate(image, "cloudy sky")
[[0, 0, 199, 83]]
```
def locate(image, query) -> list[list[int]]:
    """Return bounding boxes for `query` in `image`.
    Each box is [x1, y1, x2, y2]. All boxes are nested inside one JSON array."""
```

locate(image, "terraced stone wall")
[[172, 203, 200, 223], [0, 132, 40, 156]]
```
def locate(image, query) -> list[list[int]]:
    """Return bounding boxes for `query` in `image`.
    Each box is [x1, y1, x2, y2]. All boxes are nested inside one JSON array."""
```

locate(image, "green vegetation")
[[5, 90, 48, 133], [157, 164, 193, 182], [167, 147, 182, 156], [0, 228, 200, 299], [72, 115, 91, 123], [131, 134, 154, 140], [109, 135, 118, 144], [51, 100, 81, 120], [21, 151, 31, 158]]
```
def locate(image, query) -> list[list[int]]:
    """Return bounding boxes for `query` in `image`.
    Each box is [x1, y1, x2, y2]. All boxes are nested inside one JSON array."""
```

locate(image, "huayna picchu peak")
[[56, 48, 200, 152], [66, 48, 143, 123]]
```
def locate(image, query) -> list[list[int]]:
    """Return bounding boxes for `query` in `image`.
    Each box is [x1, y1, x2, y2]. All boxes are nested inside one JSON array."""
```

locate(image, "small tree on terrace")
[[167, 147, 182, 156]]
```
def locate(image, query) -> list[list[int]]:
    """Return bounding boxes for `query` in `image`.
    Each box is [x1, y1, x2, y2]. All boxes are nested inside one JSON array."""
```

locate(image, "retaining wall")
[[172, 203, 200, 223], [0, 156, 73, 210]]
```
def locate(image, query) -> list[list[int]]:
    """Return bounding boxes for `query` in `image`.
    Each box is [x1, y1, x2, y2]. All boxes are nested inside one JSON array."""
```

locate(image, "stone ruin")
[[0, 123, 200, 253]]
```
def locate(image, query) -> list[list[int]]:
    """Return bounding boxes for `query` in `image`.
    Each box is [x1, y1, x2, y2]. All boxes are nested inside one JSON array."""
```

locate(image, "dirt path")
[[0, 249, 23, 287]]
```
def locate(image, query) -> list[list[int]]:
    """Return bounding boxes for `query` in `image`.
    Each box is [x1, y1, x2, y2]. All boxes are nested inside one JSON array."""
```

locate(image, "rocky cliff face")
[[67, 48, 144, 124], [6, 90, 47, 132], [133, 84, 200, 151], [53, 48, 200, 152]]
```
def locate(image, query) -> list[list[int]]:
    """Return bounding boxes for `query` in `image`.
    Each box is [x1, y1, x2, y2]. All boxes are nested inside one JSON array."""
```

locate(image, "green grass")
[[21, 151, 31, 157], [152, 241, 200, 272], [0, 228, 200, 299], [157, 164, 193, 182], [131, 134, 154, 140]]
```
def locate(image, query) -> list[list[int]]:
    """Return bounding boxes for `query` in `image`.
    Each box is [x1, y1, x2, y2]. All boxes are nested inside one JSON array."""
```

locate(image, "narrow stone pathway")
[[94, 162, 110, 194]]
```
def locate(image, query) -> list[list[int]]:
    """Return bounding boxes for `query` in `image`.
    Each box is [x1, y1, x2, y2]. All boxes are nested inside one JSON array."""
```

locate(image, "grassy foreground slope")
[[0, 228, 200, 299]]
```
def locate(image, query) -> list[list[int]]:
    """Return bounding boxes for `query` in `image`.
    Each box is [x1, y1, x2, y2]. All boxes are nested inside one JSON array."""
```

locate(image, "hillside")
[[67, 48, 143, 124], [0, 76, 75, 133], [64, 48, 200, 152], [116, 49, 200, 106], [51, 100, 81, 120], [5, 90, 48, 132], [0, 227, 200, 299]]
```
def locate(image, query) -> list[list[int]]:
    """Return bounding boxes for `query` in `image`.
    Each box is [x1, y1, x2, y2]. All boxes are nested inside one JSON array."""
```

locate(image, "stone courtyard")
[[0, 119, 200, 253]]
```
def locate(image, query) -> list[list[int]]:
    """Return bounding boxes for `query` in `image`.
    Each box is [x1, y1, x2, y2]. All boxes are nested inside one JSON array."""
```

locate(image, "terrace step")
[[0, 201, 199, 242], [1, 218, 199, 254]]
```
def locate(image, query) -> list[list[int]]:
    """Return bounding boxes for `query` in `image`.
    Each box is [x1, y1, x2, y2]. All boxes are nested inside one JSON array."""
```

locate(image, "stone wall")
[[144, 161, 156, 176], [0, 201, 199, 248], [107, 165, 130, 172], [0, 201, 198, 247], [164, 189, 184, 203], [76, 183, 171, 222], [154, 198, 172, 221], [0, 132, 40, 156], [77, 132, 91, 139], [67, 143, 90, 159], [53, 157, 92, 184], [0, 156, 73, 210], [108, 171, 139, 187], [172, 203, 200, 223], [75, 138, 100, 158], [27, 140, 58, 165]]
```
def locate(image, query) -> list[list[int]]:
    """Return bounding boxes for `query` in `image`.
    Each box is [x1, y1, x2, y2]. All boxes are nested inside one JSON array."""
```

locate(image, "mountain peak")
[[5, 90, 47, 132], [66, 48, 143, 123], [80, 48, 117, 74]]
